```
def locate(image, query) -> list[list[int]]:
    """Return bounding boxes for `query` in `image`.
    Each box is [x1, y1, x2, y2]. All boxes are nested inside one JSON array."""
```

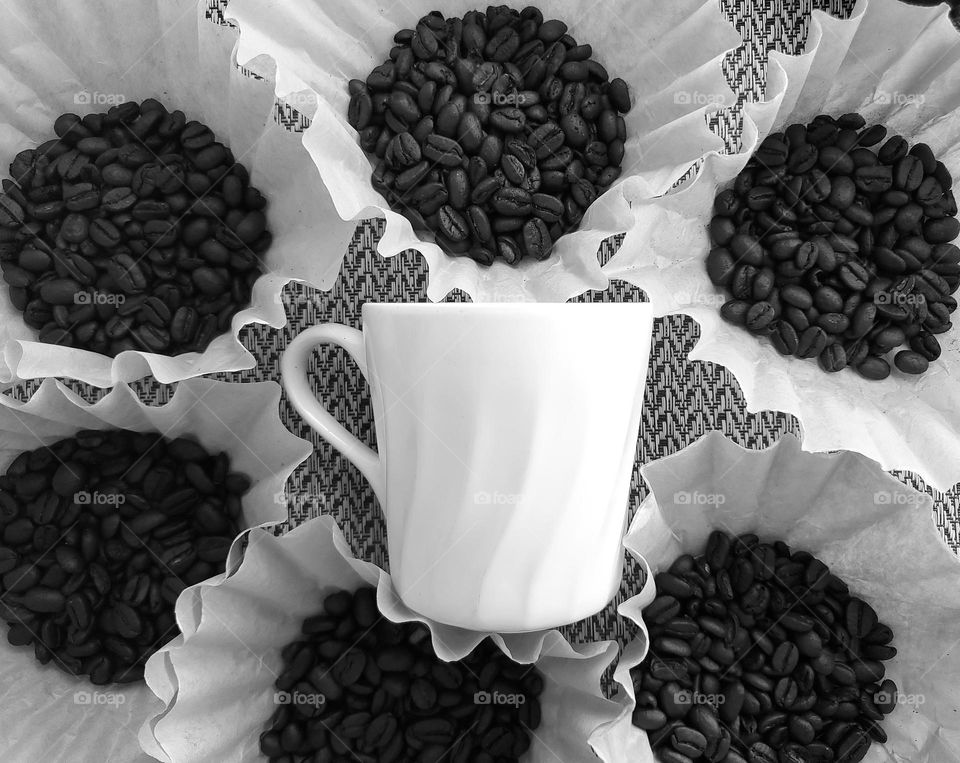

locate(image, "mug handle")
[[281, 324, 385, 504]]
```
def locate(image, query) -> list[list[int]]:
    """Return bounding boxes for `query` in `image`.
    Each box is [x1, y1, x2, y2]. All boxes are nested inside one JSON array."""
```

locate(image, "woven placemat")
[[7, 0, 959, 691]]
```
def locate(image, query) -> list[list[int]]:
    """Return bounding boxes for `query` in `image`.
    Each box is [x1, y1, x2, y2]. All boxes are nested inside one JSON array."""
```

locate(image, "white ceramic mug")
[[281, 303, 654, 632]]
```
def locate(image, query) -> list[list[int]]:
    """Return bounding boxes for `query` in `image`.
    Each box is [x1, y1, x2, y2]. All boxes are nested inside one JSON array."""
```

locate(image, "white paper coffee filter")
[[142, 514, 623, 762], [587, 432, 960, 762], [605, 0, 960, 492], [0, 377, 312, 762], [0, 0, 357, 387], [223, 0, 742, 303]]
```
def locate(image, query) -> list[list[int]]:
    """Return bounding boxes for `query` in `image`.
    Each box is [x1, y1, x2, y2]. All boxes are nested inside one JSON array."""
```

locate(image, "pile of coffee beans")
[[631, 531, 898, 763], [261, 586, 543, 762], [0, 98, 270, 356], [348, 6, 631, 265], [707, 113, 959, 379], [0, 429, 248, 684]]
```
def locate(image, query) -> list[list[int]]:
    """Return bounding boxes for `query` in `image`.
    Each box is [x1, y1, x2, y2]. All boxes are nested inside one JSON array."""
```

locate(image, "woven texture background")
[[7, 0, 960, 682]]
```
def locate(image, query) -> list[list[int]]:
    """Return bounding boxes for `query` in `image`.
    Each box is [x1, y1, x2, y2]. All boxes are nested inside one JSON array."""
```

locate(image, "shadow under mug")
[[281, 302, 654, 632]]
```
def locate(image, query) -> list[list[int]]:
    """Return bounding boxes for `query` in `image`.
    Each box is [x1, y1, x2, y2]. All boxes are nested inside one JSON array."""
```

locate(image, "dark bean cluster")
[[631, 531, 898, 763], [0, 98, 270, 357], [348, 5, 631, 266], [707, 113, 959, 379], [0, 429, 247, 684], [261, 586, 543, 763]]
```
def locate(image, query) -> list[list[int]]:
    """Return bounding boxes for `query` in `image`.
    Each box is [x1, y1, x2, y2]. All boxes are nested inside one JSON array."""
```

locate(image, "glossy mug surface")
[[281, 303, 653, 631]]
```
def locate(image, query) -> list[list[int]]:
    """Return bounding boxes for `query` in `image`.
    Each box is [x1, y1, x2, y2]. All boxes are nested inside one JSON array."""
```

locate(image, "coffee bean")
[[491, 187, 532, 217], [658, 681, 694, 719], [530, 193, 563, 224], [669, 725, 707, 757], [3, 101, 268, 356], [745, 301, 776, 332], [0, 547, 18, 575], [747, 741, 778, 763], [101, 186, 138, 213], [644, 596, 681, 626], [770, 319, 800, 355], [437, 205, 469, 242], [76, 137, 111, 156], [420, 134, 463, 167], [836, 729, 871, 762], [893, 349, 929, 375], [195, 536, 231, 564], [440, 168, 468, 211], [796, 326, 828, 359], [709, 114, 959, 377], [268, 586, 541, 760], [320, 591, 354, 621], [633, 707, 667, 730], [3, 563, 40, 593], [38, 278, 80, 306], [909, 330, 941, 361], [657, 572, 697, 599], [134, 324, 171, 353], [818, 343, 847, 373], [0, 430, 245, 684], [191, 267, 228, 297], [522, 218, 552, 260], [377, 645, 415, 672], [351, 10, 629, 263], [22, 587, 65, 613], [925, 216, 960, 244], [633, 531, 895, 761], [721, 299, 751, 326], [874, 679, 898, 715], [234, 211, 266, 245], [839, 262, 870, 292], [756, 137, 788, 167]]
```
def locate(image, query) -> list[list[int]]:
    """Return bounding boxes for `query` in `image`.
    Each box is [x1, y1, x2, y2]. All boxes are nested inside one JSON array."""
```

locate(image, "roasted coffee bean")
[[531, 192, 563, 223], [0, 547, 18, 575], [708, 114, 959, 377], [350, 10, 630, 263], [836, 729, 871, 762], [910, 331, 941, 361], [492, 187, 532, 217], [721, 299, 751, 326], [767, 318, 799, 353], [756, 136, 789, 167], [894, 349, 929, 374], [2, 101, 269, 356], [0, 430, 246, 685], [632, 530, 895, 761], [437, 205, 469, 242], [745, 301, 776, 332], [266, 586, 541, 761], [633, 707, 668, 730], [669, 725, 707, 757], [706, 247, 738, 287], [818, 342, 848, 373], [522, 218, 552, 260], [797, 326, 828, 359]]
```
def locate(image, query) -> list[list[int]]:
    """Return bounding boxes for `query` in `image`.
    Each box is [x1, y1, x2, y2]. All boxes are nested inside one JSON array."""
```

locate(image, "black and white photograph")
[[0, 0, 957, 761]]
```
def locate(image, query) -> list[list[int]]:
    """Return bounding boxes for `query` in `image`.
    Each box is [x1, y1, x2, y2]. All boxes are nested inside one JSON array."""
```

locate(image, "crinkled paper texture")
[[589, 432, 960, 762], [0, 378, 312, 762], [142, 515, 623, 762], [0, 0, 355, 387], [226, 0, 742, 302], [605, 0, 960, 491]]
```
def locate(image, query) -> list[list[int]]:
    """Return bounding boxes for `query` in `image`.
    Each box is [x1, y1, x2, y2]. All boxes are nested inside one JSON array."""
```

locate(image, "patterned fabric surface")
[[7, 0, 960, 690]]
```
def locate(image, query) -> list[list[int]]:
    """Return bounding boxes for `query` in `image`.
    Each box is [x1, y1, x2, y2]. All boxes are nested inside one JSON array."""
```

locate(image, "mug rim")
[[361, 301, 654, 314]]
